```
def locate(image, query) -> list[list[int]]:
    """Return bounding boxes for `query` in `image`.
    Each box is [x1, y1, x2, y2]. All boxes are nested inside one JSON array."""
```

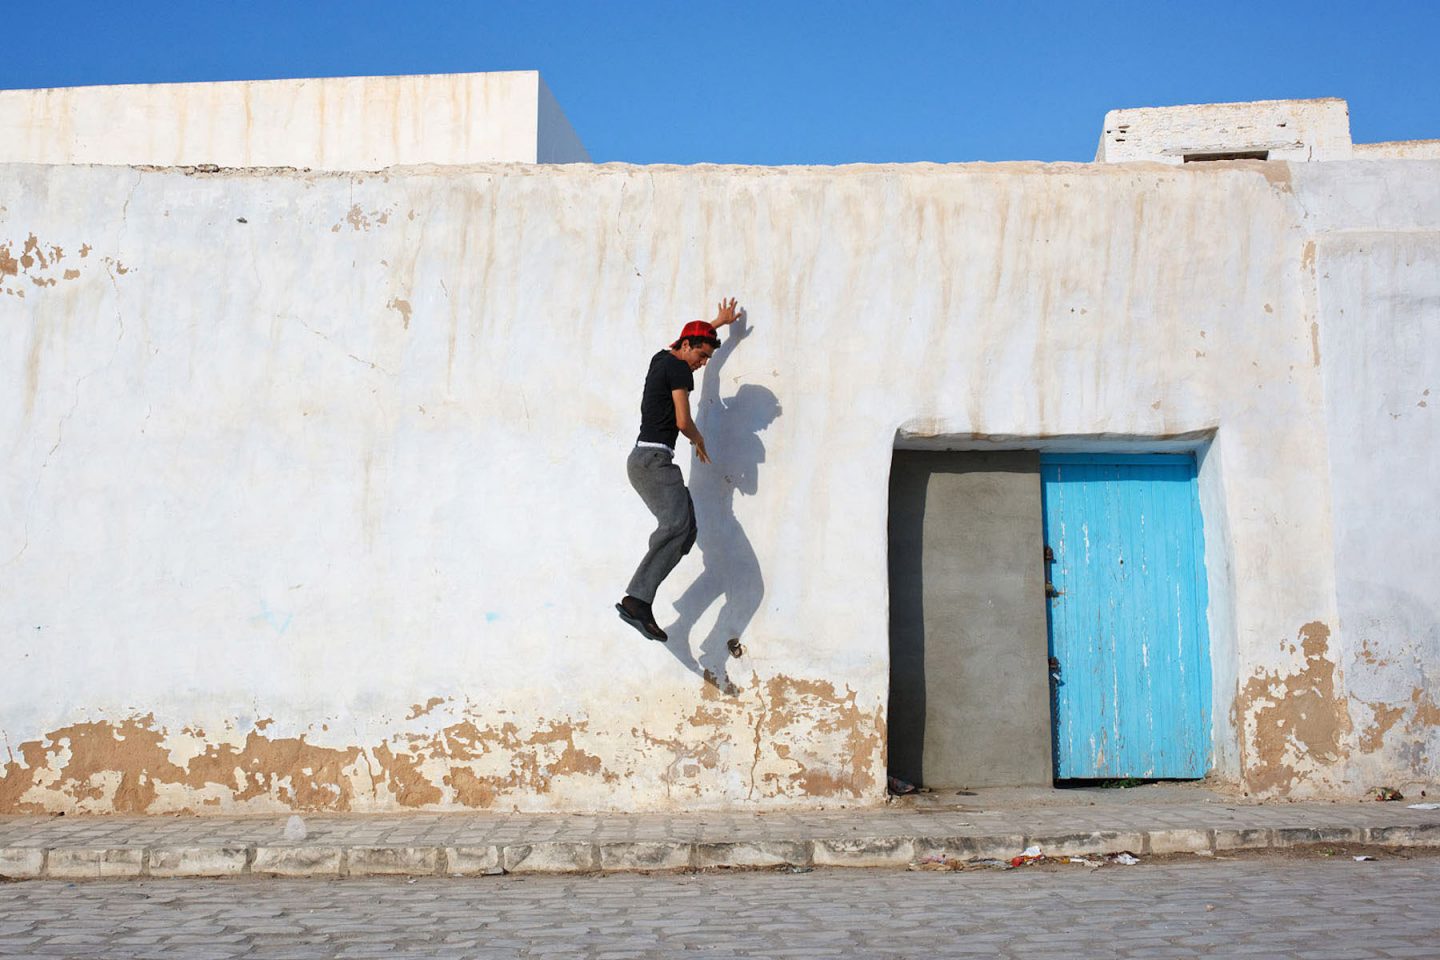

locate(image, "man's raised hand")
[[713, 297, 741, 328]]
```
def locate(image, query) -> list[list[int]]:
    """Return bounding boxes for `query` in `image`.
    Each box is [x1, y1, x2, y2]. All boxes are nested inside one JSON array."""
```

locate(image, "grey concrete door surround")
[[887, 450, 1054, 788]]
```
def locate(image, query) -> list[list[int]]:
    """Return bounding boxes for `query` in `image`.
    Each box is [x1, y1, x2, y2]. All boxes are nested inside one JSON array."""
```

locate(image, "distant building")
[[1096, 97, 1439, 162], [0, 70, 589, 168]]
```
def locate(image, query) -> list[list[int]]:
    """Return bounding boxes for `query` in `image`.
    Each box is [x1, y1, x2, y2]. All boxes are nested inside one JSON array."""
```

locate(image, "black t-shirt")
[[637, 350, 695, 448]]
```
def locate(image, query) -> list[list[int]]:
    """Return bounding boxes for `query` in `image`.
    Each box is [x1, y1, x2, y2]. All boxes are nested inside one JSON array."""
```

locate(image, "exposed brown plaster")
[[444, 765, 501, 807], [0, 717, 360, 813], [687, 704, 729, 728], [387, 297, 413, 330], [1411, 686, 1440, 728], [1357, 638, 1390, 668], [1233, 621, 1353, 794], [371, 743, 443, 807], [2, 235, 83, 286], [1310, 322, 1322, 367], [406, 697, 446, 720], [0, 674, 883, 813], [22, 234, 45, 269], [1353, 686, 1440, 773], [1358, 703, 1407, 753], [763, 676, 882, 798]]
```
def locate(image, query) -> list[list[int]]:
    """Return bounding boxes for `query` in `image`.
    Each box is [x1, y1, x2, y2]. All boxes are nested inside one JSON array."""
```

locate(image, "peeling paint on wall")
[[0, 675, 884, 814], [1233, 622, 1353, 794], [0, 232, 95, 299]]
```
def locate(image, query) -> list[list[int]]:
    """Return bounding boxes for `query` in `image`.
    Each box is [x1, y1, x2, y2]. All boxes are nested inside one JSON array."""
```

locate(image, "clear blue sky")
[[6, 0, 1436, 164]]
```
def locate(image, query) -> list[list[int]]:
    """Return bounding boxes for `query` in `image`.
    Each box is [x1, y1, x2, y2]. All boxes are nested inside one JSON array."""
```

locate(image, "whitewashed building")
[[1, 75, 1437, 813]]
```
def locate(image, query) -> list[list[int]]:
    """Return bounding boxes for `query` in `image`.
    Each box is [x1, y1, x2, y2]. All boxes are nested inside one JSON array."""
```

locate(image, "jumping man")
[[617, 298, 742, 641]]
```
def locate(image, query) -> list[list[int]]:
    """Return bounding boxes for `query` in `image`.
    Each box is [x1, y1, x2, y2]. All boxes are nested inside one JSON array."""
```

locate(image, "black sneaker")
[[616, 596, 667, 642]]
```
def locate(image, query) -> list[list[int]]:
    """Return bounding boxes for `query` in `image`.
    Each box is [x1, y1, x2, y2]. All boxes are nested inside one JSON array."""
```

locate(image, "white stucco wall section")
[[1, 159, 1435, 812], [0, 71, 586, 169], [1314, 231, 1440, 792]]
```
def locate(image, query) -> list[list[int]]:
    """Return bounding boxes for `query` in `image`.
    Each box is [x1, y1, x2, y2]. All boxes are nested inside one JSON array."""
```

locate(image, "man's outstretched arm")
[[673, 388, 710, 463]]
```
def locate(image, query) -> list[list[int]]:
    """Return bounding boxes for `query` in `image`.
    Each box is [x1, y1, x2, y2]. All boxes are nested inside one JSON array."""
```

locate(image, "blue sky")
[[6, 1, 1437, 164]]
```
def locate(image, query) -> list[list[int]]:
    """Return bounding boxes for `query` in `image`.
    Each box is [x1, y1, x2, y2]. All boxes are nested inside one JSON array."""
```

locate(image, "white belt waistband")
[[636, 441, 674, 453]]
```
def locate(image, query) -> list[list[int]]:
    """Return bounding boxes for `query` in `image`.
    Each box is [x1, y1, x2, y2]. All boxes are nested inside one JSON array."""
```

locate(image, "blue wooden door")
[[1041, 454, 1212, 779]]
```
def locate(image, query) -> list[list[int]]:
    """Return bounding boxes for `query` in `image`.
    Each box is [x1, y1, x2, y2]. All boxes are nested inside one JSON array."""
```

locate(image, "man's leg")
[[620, 447, 696, 639], [626, 447, 696, 602]]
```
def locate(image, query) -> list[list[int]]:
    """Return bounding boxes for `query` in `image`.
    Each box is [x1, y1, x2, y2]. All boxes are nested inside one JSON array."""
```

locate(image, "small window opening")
[[1183, 150, 1270, 162]]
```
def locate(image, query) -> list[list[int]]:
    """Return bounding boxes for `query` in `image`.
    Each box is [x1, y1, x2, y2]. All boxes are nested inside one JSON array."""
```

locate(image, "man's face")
[[678, 341, 715, 371]]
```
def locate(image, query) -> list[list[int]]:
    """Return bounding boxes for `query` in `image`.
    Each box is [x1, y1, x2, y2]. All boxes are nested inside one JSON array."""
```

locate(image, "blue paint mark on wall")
[[484, 612, 502, 624], [251, 601, 293, 637], [1041, 453, 1212, 779]]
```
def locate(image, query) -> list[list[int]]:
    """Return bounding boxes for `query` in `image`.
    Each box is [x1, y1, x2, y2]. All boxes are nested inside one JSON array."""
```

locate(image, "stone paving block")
[[1214, 827, 1272, 850], [345, 845, 441, 876], [503, 841, 598, 873], [1366, 823, 1440, 847], [147, 846, 248, 878], [695, 840, 811, 869], [251, 845, 343, 877], [813, 836, 915, 868], [1273, 826, 1363, 847], [912, 834, 1026, 862], [0, 848, 44, 879], [597, 841, 693, 872], [1146, 828, 1214, 855], [46, 847, 144, 879], [445, 845, 503, 876], [1025, 831, 1147, 857]]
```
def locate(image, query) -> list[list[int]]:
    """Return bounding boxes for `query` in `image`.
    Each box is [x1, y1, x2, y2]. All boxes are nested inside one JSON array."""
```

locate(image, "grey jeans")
[[626, 445, 697, 604]]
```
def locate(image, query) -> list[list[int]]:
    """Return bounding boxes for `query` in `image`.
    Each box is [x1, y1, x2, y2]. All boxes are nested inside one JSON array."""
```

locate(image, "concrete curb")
[[2, 822, 1436, 881]]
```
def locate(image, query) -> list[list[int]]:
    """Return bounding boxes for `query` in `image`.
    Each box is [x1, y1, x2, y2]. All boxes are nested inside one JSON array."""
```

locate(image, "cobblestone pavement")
[[2, 855, 1438, 959]]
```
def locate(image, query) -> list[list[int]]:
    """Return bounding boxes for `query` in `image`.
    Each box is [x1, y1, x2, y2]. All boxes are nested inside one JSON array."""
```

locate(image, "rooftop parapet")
[[1095, 98, 1354, 163]]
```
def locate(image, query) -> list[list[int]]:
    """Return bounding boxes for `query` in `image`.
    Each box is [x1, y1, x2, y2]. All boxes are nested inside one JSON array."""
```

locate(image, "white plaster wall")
[[1315, 231, 1440, 794], [0, 71, 580, 169], [1, 158, 1433, 812], [1096, 99, 1352, 164]]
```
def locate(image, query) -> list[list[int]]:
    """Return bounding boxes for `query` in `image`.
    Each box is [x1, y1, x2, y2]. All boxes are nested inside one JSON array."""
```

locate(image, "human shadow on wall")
[[661, 316, 782, 693]]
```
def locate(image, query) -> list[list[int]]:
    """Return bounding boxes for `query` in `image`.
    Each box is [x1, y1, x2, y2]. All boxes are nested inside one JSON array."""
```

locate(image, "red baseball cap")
[[671, 320, 719, 348]]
